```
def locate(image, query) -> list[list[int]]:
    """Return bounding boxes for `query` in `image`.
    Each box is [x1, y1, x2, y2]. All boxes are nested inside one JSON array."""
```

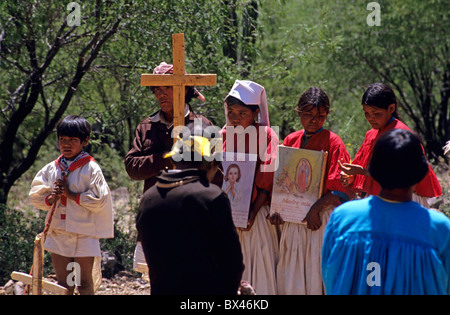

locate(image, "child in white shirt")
[[29, 115, 114, 295]]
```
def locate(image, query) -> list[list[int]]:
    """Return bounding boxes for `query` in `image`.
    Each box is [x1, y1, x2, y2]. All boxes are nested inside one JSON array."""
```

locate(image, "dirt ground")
[[1, 270, 150, 295]]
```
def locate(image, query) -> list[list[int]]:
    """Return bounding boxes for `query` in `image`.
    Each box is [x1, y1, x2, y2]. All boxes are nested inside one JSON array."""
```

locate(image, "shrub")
[[0, 205, 52, 285]]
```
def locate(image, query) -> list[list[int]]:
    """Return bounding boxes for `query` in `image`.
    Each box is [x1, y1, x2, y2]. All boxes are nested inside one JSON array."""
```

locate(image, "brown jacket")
[[124, 110, 214, 193]]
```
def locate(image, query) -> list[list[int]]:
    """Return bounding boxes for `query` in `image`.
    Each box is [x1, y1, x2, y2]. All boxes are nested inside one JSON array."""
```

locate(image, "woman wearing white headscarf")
[[220, 80, 280, 295]]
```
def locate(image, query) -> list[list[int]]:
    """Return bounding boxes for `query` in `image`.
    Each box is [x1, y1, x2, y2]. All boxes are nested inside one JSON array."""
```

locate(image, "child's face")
[[298, 105, 328, 133], [226, 103, 259, 128], [227, 167, 239, 183], [363, 104, 395, 129], [58, 136, 88, 160]]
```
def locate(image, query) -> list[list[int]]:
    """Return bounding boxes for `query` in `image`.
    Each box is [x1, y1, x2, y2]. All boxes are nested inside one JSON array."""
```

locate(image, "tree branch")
[[6, 17, 123, 196]]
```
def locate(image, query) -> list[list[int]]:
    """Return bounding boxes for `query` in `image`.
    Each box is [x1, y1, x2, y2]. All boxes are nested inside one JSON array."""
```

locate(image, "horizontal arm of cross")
[[141, 74, 217, 87]]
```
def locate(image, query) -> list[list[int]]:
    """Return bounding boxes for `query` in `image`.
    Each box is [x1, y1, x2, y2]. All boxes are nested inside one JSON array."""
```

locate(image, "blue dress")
[[322, 196, 450, 295]]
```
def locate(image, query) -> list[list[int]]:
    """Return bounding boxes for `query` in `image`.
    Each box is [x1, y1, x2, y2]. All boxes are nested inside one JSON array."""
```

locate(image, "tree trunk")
[[222, 0, 238, 63], [240, 0, 258, 78]]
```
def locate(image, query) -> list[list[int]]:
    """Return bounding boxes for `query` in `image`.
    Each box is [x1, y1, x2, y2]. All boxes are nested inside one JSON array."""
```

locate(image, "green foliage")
[[251, 0, 369, 150], [323, 0, 449, 160], [0, 205, 52, 284], [100, 224, 137, 273]]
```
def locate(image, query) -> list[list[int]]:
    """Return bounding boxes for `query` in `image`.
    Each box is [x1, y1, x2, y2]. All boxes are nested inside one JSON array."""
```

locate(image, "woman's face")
[[363, 104, 395, 129], [298, 105, 328, 133], [227, 167, 239, 184], [226, 103, 259, 128]]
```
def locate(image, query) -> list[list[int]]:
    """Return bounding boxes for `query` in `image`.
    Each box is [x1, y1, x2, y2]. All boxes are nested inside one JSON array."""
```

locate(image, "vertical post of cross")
[[172, 33, 186, 136]]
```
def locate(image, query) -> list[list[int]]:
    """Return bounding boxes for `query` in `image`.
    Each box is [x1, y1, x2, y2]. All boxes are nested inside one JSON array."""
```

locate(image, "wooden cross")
[[140, 33, 217, 141]]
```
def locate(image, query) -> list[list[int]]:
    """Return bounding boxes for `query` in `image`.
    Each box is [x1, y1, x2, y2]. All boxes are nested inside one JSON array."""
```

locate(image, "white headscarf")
[[224, 80, 270, 126]]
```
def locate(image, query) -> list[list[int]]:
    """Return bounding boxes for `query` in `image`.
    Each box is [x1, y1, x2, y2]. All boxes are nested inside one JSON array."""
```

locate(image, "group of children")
[[29, 64, 445, 294], [219, 80, 444, 295]]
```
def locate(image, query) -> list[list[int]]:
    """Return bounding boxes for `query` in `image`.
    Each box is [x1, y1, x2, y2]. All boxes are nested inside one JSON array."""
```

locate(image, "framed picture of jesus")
[[270, 145, 328, 224]]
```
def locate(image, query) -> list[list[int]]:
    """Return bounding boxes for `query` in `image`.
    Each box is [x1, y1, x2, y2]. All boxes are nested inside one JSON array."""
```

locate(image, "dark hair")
[[296, 87, 330, 113], [369, 129, 428, 189], [56, 115, 91, 142], [225, 95, 259, 112], [362, 83, 400, 119]]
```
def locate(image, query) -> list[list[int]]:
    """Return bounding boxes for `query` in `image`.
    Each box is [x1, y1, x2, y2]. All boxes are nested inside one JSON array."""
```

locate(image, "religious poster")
[[222, 153, 257, 228], [270, 146, 328, 224]]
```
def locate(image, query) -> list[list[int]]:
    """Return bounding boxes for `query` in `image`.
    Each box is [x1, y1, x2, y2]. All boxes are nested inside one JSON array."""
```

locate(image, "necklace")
[[301, 127, 323, 148], [377, 196, 402, 203]]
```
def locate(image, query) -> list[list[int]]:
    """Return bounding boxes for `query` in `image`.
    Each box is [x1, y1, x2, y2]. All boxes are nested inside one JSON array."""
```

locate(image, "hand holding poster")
[[222, 153, 257, 228], [270, 146, 327, 224]]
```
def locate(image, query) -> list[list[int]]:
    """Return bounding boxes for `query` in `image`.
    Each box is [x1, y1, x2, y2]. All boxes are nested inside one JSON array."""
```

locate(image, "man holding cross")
[[125, 34, 219, 276], [124, 62, 214, 193], [125, 61, 216, 275]]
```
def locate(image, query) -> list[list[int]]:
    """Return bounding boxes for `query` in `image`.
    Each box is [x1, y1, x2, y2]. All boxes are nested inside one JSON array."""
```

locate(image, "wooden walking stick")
[[11, 199, 68, 295]]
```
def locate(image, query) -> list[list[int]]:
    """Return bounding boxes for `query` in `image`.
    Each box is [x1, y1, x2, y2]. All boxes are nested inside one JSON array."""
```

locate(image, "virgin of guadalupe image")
[[296, 158, 312, 193]]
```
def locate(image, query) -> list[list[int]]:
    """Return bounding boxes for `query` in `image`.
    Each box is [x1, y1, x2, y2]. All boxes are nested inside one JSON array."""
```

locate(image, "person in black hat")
[[136, 136, 244, 295]]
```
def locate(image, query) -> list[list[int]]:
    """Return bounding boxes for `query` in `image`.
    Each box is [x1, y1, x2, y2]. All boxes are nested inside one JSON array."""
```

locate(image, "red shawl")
[[352, 119, 442, 197]]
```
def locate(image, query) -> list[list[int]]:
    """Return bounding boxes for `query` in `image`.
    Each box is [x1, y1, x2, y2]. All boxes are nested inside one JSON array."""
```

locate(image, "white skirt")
[[237, 205, 280, 295], [276, 206, 333, 295], [45, 229, 101, 258]]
